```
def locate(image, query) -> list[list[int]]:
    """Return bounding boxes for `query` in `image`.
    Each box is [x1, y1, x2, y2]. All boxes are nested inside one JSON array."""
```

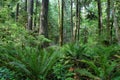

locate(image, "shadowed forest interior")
[[0, 0, 120, 80]]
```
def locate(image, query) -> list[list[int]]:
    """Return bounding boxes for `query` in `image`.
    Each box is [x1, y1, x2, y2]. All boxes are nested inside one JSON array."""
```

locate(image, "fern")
[[4, 47, 59, 79], [80, 59, 99, 75], [75, 69, 100, 80]]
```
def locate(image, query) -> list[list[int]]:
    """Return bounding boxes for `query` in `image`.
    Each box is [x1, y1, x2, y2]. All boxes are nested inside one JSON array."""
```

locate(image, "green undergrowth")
[[0, 24, 120, 80]]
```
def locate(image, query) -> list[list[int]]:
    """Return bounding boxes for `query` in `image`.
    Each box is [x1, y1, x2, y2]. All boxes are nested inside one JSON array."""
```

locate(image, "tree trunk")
[[97, 0, 102, 36], [71, 0, 73, 41], [111, 0, 114, 44], [25, 0, 27, 11], [58, 0, 60, 44], [39, 0, 49, 47], [16, 3, 19, 22], [77, 0, 80, 41], [113, 2, 120, 44], [24, 0, 27, 28], [73, 0, 79, 42], [27, 0, 34, 30], [34, 0, 38, 28], [39, 0, 49, 37], [59, 0, 64, 46], [107, 0, 111, 42]]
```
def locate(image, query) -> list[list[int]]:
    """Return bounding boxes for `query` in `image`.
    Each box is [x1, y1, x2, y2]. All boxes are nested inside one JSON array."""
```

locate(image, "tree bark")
[[25, 0, 27, 11], [58, 0, 60, 44], [113, 2, 120, 44], [39, 0, 49, 38], [97, 0, 102, 36], [34, 0, 38, 28], [27, 0, 34, 30], [71, 0, 73, 41], [107, 0, 111, 42], [73, 0, 79, 42], [16, 3, 19, 22], [59, 0, 64, 46], [39, 0, 49, 47], [77, 0, 80, 41]]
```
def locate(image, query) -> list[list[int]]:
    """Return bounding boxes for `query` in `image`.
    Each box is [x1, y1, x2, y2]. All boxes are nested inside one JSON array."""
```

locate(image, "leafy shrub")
[[0, 24, 58, 80], [0, 7, 11, 23], [0, 23, 120, 80], [56, 43, 120, 80], [0, 67, 15, 80], [0, 24, 51, 49], [1, 47, 59, 80], [53, 60, 74, 80]]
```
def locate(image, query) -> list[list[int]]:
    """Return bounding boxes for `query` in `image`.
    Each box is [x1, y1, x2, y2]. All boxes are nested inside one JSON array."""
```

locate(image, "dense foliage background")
[[0, 0, 120, 80]]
